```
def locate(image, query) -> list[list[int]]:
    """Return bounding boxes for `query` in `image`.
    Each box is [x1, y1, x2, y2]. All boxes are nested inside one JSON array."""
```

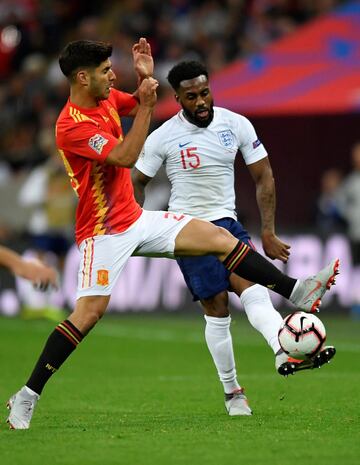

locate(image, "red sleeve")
[[57, 121, 119, 163], [110, 88, 138, 116]]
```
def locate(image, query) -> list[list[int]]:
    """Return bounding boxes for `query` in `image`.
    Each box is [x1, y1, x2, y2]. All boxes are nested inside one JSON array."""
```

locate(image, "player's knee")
[[213, 226, 237, 255], [73, 296, 108, 333], [86, 308, 104, 326], [215, 225, 233, 240]]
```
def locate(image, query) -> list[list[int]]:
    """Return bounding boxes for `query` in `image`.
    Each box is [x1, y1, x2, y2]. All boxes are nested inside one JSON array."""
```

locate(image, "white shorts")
[[76, 210, 192, 298]]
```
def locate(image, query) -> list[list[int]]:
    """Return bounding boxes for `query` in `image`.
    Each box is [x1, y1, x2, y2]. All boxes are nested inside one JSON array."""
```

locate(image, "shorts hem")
[[192, 285, 229, 302], [76, 289, 112, 299]]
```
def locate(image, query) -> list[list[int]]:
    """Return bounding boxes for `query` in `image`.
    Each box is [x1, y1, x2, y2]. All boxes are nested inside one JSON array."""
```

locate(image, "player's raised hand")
[[132, 37, 154, 80], [261, 231, 291, 263]]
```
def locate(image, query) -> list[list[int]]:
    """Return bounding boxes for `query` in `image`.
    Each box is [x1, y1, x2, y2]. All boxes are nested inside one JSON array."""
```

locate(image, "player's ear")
[[174, 94, 179, 102], [77, 70, 90, 86]]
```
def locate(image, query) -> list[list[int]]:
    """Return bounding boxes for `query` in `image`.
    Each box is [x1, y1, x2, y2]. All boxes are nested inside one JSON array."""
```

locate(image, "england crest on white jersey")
[[217, 129, 234, 148]]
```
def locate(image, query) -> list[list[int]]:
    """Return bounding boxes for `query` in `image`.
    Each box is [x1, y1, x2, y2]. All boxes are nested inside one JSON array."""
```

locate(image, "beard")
[[183, 103, 214, 128], [89, 81, 110, 101], [94, 88, 110, 101]]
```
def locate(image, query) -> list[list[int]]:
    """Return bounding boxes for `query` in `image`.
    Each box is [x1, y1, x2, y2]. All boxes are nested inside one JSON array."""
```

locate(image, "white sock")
[[204, 315, 240, 394], [240, 284, 283, 354]]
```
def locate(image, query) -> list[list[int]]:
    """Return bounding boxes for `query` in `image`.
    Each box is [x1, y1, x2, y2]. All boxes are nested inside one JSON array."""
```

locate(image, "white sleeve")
[[237, 115, 268, 165], [135, 133, 165, 178]]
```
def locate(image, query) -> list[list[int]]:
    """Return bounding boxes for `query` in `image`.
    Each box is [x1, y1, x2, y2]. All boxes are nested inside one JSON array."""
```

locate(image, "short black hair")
[[59, 40, 113, 80], [167, 61, 209, 91]]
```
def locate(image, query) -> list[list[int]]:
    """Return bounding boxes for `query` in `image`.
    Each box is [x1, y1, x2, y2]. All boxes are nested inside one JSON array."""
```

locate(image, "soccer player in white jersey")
[[133, 61, 338, 416]]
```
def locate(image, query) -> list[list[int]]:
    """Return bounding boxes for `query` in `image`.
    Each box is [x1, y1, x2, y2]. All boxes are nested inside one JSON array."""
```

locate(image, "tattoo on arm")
[[256, 175, 276, 233]]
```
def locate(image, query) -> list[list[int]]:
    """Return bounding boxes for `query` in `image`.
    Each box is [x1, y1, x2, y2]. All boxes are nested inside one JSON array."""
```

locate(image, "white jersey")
[[136, 106, 267, 221]]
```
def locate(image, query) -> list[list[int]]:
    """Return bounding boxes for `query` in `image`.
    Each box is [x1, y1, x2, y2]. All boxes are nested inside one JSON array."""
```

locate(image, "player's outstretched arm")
[[131, 168, 153, 206], [0, 245, 58, 290]]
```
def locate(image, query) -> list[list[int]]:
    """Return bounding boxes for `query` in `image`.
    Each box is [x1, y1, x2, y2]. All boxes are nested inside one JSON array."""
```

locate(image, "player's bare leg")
[[174, 217, 237, 259], [68, 295, 110, 335]]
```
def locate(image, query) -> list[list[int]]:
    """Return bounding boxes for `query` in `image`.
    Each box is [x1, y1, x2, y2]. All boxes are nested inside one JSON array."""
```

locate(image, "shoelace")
[[20, 399, 34, 419]]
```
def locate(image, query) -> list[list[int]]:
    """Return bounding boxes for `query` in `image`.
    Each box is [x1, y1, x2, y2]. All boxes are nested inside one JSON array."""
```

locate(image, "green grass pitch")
[[0, 313, 359, 465]]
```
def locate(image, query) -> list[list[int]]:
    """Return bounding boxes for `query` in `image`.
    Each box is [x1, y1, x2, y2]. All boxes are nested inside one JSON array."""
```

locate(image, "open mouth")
[[196, 109, 209, 119]]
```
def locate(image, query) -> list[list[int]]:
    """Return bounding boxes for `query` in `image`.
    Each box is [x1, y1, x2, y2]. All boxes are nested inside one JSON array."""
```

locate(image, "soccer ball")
[[278, 311, 326, 360]]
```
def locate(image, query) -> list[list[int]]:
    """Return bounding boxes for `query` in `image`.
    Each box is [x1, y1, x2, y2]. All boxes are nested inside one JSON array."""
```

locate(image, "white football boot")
[[225, 388, 252, 416], [6, 386, 39, 429], [290, 259, 340, 313]]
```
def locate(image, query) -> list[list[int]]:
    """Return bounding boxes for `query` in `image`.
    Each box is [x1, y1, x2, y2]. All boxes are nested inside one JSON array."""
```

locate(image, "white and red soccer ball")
[[278, 311, 326, 360]]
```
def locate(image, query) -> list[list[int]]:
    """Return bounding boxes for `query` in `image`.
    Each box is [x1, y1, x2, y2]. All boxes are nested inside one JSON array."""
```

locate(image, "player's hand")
[[22, 259, 59, 292], [138, 77, 158, 109], [261, 231, 290, 263], [132, 37, 154, 80]]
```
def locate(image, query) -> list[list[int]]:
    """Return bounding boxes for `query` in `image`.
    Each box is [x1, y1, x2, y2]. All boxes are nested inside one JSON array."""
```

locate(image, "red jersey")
[[56, 88, 142, 245]]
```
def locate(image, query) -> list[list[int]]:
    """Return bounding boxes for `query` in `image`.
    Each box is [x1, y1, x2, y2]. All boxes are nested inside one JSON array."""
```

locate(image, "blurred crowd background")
[[0, 0, 359, 317], [0, 0, 351, 239]]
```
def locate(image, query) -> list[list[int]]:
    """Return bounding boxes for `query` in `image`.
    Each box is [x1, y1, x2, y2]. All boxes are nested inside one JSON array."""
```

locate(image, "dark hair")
[[167, 61, 209, 91], [59, 40, 113, 80]]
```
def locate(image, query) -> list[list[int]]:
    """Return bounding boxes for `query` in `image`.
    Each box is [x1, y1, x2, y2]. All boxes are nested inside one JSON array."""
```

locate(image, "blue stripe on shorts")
[[176, 217, 255, 301]]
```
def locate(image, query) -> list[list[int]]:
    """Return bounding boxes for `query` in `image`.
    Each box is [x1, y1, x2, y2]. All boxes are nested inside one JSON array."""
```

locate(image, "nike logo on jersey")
[[179, 141, 191, 148]]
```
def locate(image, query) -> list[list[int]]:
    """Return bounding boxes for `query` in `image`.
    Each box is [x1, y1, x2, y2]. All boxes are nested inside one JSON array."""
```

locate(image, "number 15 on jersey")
[[180, 147, 201, 169]]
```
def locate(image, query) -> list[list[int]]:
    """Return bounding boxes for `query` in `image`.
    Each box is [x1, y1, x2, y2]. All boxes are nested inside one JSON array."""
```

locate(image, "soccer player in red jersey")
[[6, 38, 339, 428]]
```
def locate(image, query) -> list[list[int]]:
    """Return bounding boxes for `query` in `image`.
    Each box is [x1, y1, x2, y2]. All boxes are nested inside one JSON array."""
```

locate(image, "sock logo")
[[45, 363, 57, 373]]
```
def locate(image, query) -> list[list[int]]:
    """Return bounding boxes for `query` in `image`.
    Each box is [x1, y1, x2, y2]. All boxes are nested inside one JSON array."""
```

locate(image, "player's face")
[[176, 75, 214, 128], [89, 59, 116, 100]]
